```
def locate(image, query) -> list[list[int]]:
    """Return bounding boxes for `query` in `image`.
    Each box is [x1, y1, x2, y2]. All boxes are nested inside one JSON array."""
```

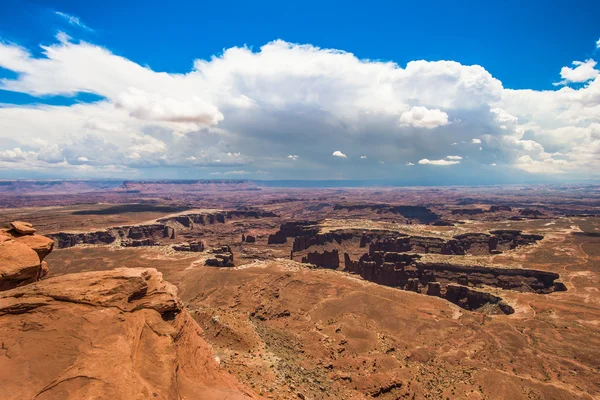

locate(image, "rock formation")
[[1, 222, 54, 291], [302, 249, 340, 269], [0, 268, 255, 399], [342, 250, 566, 314], [268, 220, 319, 245], [489, 205, 512, 212], [451, 208, 485, 215], [444, 283, 513, 314], [158, 210, 278, 229], [292, 228, 543, 256], [520, 209, 544, 217], [48, 224, 174, 249], [205, 246, 234, 267], [333, 204, 440, 224], [10, 221, 37, 235], [173, 241, 205, 252]]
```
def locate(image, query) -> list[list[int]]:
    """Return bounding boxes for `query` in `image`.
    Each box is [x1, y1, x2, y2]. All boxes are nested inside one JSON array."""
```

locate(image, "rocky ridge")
[[0, 222, 255, 399]]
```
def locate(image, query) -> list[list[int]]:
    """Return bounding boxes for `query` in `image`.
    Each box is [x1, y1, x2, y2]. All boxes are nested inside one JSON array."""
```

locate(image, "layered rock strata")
[[1, 222, 54, 291], [48, 224, 174, 249], [0, 268, 255, 399]]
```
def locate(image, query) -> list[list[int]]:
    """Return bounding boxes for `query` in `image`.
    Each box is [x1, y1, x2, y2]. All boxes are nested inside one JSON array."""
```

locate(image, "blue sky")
[[3, 0, 600, 91], [0, 0, 599, 182]]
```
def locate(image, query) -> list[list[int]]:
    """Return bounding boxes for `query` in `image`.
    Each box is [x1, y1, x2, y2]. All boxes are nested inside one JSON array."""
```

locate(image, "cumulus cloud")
[[406, 162, 415, 166], [360, 155, 367, 159], [555, 59, 599, 85], [0, 36, 598, 180], [116, 88, 223, 125], [332, 150, 347, 158], [0, 148, 36, 162], [418, 158, 460, 166], [399, 106, 449, 128]]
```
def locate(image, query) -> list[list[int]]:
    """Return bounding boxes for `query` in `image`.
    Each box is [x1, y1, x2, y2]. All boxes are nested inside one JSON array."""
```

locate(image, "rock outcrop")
[[445, 283, 513, 314], [268, 220, 319, 245], [173, 241, 205, 252], [520, 209, 544, 217], [48, 224, 174, 249], [343, 250, 566, 314], [205, 246, 235, 267], [0, 223, 54, 291], [333, 204, 440, 224], [292, 228, 543, 256], [0, 268, 255, 399], [451, 208, 485, 215], [489, 205, 512, 212], [158, 210, 278, 229], [10, 221, 36, 235], [302, 249, 340, 269]]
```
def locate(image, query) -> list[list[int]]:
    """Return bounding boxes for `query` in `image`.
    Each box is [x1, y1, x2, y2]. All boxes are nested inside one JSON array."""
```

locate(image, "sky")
[[0, 0, 599, 184]]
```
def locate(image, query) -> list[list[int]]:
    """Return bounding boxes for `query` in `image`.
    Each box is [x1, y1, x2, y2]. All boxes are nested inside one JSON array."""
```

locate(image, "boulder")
[[0, 268, 255, 399], [0, 240, 43, 291], [9, 221, 36, 235], [13, 234, 55, 261], [0, 223, 55, 291]]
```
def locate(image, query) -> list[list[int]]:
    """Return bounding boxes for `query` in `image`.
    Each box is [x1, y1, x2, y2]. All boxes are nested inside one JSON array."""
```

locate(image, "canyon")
[[0, 182, 599, 399]]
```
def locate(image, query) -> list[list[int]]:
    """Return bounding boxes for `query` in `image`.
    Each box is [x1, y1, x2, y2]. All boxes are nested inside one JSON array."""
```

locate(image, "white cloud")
[[597, 38, 600, 49], [56, 31, 71, 44], [0, 148, 36, 162], [0, 36, 598, 180], [399, 106, 449, 128], [555, 59, 599, 85], [332, 150, 347, 158], [77, 156, 89, 162], [418, 158, 460, 166], [446, 155, 462, 160], [360, 155, 367, 159], [223, 170, 250, 175], [406, 162, 415, 166], [55, 11, 92, 31], [37, 144, 65, 163], [116, 88, 223, 125], [490, 163, 497, 166]]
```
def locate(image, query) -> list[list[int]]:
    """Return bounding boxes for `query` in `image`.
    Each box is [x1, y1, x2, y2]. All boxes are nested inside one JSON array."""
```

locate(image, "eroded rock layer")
[[343, 251, 566, 314], [157, 210, 278, 228], [333, 204, 440, 223], [48, 224, 173, 249], [0, 223, 54, 291], [268, 220, 320, 244], [0, 268, 255, 400], [292, 228, 543, 256]]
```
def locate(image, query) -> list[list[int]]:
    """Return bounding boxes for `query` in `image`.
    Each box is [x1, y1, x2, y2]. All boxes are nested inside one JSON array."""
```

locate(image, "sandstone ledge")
[[0, 267, 255, 400]]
